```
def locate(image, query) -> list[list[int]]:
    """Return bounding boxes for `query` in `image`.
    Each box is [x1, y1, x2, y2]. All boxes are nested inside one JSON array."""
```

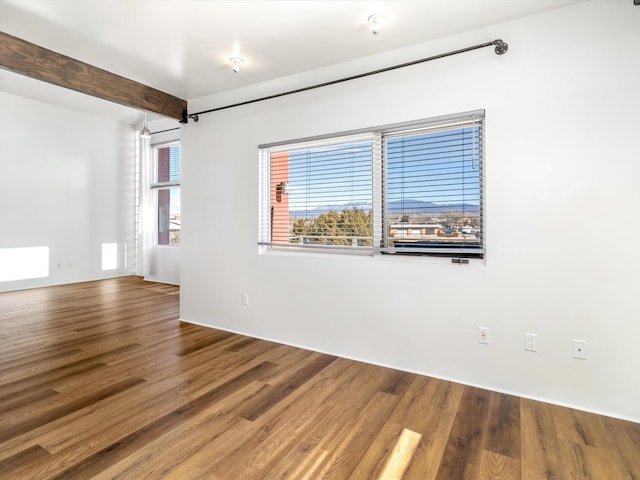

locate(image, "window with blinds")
[[266, 134, 374, 250], [152, 142, 181, 246], [259, 110, 484, 259]]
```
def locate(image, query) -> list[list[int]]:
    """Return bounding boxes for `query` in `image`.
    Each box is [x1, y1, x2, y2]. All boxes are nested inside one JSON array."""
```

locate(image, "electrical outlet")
[[572, 339, 587, 359], [525, 333, 538, 352], [478, 327, 490, 345], [242, 293, 249, 306]]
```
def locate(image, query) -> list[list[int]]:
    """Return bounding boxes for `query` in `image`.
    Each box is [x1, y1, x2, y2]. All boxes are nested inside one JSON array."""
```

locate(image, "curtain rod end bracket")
[[183, 114, 199, 123], [179, 109, 199, 124], [494, 39, 508, 55], [179, 108, 188, 124]]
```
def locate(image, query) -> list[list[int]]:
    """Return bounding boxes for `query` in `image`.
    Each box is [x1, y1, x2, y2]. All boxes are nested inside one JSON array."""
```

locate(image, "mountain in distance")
[[290, 199, 479, 217]]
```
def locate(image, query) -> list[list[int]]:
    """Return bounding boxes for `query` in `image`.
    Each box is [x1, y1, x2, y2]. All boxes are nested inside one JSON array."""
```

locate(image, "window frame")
[[151, 141, 181, 247], [258, 110, 485, 261]]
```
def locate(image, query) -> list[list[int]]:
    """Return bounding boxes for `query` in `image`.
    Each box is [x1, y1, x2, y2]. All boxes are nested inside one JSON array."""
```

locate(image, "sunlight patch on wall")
[[0, 246, 50, 282], [102, 243, 118, 271]]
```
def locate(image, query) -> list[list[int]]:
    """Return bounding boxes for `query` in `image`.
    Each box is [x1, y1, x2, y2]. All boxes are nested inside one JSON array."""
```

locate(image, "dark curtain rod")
[[149, 126, 181, 135], [182, 39, 508, 123]]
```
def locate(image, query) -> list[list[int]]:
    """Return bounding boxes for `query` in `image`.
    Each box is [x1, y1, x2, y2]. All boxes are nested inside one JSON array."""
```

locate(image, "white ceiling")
[[0, 0, 584, 122]]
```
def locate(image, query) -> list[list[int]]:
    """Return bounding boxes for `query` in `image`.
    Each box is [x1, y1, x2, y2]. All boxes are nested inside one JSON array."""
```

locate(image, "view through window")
[[260, 111, 484, 258], [153, 143, 181, 246]]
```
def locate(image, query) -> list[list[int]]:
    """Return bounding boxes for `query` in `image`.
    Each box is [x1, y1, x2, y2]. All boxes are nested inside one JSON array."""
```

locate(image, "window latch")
[[451, 258, 470, 265]]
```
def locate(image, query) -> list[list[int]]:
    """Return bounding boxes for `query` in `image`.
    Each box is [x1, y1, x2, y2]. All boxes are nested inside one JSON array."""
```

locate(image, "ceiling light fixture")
[[230, 57, 244, 73], [368, 14, 384, 35], [140, 112, 151, 139]]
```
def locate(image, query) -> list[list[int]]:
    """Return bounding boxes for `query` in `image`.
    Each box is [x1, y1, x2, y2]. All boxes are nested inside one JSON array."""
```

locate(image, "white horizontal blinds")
[[169, 144, 181, 181], [372, 133, 384, 252], [153, 143, 181, 187], [268, 135, 374, 250], [258, 110, 484, 257], [383, 116, 484, 257]]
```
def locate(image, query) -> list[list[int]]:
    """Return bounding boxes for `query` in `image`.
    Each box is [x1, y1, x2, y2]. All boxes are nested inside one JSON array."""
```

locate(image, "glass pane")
[[157, 144, 181, 183], [158, 188, 181, 246], [271, 139, 373, 248], [386, 126, 481, 253]]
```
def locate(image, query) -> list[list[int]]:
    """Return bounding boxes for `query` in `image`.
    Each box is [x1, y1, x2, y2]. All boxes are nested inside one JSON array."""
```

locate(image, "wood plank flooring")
[[0, 276, 638, 479]]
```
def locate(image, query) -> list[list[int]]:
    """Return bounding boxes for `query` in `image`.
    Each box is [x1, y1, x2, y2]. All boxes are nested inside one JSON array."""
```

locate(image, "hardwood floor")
[[0, 276, 638, 479]]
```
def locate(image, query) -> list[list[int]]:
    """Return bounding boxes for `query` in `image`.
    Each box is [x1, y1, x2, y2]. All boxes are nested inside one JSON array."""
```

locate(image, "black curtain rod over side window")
[[149, 127, 181, 136], [181, 39, 508, 124]]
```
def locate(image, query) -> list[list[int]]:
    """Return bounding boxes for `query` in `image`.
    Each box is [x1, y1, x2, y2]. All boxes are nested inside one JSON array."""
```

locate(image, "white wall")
[[0, 92, 136, 291], [180, 1, 640, 421]]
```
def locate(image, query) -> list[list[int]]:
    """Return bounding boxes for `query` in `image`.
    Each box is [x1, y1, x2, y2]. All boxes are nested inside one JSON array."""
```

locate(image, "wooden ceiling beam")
[[0, 31, 187, 121]]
